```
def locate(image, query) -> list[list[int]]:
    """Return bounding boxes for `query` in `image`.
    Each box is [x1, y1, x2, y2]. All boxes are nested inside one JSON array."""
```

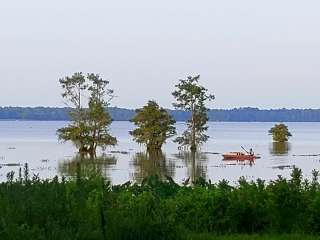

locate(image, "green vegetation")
[[172, 75, 215, 151], [187, 234, 320, 240], [57, 73, 117, 157], [269, 123, 292, 142], [1, 166, 320, 239], [130, 100, 176, 151]]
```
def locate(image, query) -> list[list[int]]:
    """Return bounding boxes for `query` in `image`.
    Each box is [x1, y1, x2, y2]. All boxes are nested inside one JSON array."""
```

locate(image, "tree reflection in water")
[[172, 151, 208, 183], [131, 151, 175, 183], [59, 154, 117, 181], [222, 159, 255, 167], [270, 142, 291, 156]]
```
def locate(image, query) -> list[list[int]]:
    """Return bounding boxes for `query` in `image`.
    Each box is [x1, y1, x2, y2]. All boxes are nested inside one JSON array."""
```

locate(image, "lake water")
[[0, 121, 320, 185]]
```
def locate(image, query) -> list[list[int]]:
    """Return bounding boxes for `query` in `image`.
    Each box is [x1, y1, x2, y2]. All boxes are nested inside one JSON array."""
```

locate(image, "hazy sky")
[[1, 0, 319, 109]]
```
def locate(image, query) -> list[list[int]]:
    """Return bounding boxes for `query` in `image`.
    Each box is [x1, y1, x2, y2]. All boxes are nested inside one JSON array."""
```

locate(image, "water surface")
[[0, 121, 320, 184]]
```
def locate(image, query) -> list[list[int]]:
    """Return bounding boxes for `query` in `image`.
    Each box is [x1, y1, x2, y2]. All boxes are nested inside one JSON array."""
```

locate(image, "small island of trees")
[[269, 123, 292, 142]]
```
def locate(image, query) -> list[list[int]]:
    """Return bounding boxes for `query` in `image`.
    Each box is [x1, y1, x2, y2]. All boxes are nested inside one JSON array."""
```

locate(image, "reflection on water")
[[173, 151, 208, 182], [59, 154, 117, 180], [131, 151, 175, 183], [58, 151, 210, 184], [270, 142, 291, 156], [222, 159, 255, 167]]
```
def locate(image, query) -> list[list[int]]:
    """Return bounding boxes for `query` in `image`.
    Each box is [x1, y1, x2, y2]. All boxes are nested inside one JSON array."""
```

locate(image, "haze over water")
[[0, 121, 319, 184]]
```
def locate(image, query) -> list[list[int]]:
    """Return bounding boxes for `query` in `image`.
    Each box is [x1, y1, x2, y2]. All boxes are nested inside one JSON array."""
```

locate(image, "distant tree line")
[[209, 108, 320, 122], [0, 107, 135, 121], [2, 107, 320, 122]]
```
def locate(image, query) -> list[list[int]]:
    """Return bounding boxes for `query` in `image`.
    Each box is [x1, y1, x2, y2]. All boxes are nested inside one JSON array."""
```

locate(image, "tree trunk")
[[191, 106, 196, 151], [190, 150, 196, 185], [88, 145, 97, 159]]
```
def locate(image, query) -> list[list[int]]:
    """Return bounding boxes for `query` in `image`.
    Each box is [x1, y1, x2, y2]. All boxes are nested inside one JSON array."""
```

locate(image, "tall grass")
[[0, 164, 320, 239]]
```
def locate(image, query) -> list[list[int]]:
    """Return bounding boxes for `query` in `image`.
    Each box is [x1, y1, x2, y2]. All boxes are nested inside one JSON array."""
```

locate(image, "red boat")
[[222, 152, 258, 161]]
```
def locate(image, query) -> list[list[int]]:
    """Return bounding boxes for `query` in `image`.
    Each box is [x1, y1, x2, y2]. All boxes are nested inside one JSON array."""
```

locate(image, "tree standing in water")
[[269, 123, 292, 142], [172, 75, 214, 151], [57, 72, 88, 154], [57, 73, 117, 157], [86, 73, 117, 155], [130, 100, 176, 151]]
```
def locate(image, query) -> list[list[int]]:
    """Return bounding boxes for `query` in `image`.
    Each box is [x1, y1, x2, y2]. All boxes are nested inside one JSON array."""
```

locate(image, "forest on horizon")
[[1, 107, 320, 122]]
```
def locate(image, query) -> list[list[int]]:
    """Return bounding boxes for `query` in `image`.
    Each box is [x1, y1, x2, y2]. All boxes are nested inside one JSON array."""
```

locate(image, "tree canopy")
[[130, 100, 176, 151], [269, 123, 292, 142], [172, 75, 214, 151], [57, 72, 117, 157]]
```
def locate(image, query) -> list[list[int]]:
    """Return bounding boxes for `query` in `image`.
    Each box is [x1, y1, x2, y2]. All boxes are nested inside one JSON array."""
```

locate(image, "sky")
[[0, 0, 319, 109]]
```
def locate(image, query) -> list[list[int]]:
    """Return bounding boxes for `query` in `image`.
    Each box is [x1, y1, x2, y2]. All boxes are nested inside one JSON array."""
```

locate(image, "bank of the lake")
[[1, 166, 320, 240]]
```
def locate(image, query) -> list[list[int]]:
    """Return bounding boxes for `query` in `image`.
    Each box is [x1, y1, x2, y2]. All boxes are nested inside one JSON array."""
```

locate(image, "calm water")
[[0, 121, 320, 184]]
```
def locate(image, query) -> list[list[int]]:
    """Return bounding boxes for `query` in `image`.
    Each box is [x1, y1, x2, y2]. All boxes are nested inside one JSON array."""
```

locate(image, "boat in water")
[[222, 152, 258, 161]]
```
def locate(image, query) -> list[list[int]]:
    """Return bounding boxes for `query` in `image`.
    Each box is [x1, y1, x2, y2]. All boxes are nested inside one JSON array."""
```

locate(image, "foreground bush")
[[0, 165, 320, 239], [187, 234, 320, 240]]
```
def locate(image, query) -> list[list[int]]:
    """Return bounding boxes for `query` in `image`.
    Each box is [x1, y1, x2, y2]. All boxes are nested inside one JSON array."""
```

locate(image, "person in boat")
[[249, 148, 254, 156]]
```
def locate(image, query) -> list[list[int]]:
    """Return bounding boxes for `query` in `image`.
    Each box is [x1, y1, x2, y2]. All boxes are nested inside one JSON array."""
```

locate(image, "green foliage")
[[130, 101, 176, 150], [269, 123, 292, 142], [1, 167, 320, 239], [186, 234, 320, 240], [172, 75, 214, 151], [57, 73, 117, 157]]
